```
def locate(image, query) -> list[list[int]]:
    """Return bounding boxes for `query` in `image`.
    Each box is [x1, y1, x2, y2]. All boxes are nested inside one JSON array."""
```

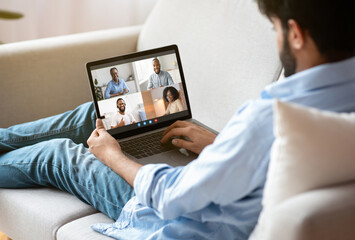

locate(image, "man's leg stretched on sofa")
[[0, 102, 134, 219]]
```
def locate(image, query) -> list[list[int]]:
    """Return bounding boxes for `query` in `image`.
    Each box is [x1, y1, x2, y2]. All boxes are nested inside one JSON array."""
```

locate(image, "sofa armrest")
[[0, 25, 141, 128], [265, 181, 355, 240]]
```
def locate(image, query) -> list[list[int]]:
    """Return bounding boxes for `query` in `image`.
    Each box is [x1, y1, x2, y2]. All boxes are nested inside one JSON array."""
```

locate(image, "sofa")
[[2, 0, 353, 239]]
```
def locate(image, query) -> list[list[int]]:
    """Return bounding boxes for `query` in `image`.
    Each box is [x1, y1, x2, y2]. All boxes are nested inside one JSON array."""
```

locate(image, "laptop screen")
[[86, 45, 192, 139]]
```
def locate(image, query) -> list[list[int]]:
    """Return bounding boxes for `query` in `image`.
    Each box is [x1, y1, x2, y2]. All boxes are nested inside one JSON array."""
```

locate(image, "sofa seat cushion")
[[0, 188, 98, 240], [57, 213, 113, 240]]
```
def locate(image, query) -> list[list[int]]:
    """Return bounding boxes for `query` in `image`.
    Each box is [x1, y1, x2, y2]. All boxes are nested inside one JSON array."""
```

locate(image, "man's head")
[[110, 67, 119, 82], [116, 98, 126, 113], [257, 0, 355, 76], [152, 58, 161, 74]]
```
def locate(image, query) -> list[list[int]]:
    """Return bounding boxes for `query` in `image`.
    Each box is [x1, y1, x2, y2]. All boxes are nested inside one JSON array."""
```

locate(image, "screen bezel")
[[86, 45, 192, 140]]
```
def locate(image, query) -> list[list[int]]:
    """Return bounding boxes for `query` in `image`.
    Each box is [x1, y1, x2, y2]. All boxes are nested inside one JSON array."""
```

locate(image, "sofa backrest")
[[0, 27, 140, 128], [138, 0, 282, 131]]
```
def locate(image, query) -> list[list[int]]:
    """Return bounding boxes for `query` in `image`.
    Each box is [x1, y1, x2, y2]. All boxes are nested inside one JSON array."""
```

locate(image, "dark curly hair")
[[256, 0, 355, 62], [163, 87, 179, 103]]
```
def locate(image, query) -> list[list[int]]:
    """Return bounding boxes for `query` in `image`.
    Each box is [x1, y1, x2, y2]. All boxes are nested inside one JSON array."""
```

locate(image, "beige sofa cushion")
[[0, 188, 98, 240], [138, 0, 282, 131], [250, 100, 355, 239], [0, 26, 141, 128]]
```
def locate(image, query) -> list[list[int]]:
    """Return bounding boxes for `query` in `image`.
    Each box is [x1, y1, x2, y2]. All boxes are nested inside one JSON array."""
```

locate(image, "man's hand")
[[87, 119, 123, 166], [87, 119, 142, 186], [123, 88, 129, 93], [118, 118, 125, 127], [161, 121, 217, 154]]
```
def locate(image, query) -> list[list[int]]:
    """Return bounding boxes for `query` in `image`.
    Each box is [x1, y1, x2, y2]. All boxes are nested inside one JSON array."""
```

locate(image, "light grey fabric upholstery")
[[0, 188, 98, 240], [265, 182, 355, 240], [0, 26, 141, 128], [138, 0, 282, 131], [57, 213, 113, 240]]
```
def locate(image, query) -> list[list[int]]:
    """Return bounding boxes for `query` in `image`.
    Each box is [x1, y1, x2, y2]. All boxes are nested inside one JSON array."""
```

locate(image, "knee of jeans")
[[45, 138, 75, 147], [35, 138, 87, 170], [36, 138, 79, 158]]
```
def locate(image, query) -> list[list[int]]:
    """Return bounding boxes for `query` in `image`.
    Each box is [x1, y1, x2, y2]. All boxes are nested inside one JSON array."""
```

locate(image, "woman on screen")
[[163, 86, 184, 115]]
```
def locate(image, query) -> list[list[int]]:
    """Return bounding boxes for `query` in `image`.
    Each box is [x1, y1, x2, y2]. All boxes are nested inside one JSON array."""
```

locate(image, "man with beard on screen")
[[111, 98, 136, 129], [147, 58, 174, 90], [0, 0, 354, 239]]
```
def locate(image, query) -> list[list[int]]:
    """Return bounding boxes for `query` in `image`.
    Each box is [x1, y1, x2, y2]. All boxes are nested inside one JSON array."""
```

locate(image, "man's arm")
[[122, 80, 130, 93], [88, 119, 142, 186], [104, 82, 112, 99], [147, 75, 154, 90], [111, 117, 125, 129], [135, 102, 274, 220]]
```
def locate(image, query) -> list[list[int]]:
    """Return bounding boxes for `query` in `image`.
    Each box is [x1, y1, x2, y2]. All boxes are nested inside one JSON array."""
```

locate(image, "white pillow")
[[250, 100, 355, 239]]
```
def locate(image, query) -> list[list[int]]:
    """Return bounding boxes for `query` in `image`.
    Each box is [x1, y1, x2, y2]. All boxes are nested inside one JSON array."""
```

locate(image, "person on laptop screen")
[[105, 67, 130, 99], [147, 58, 174, 90], [163, 86, 184, 115], [111, 98, 136, 129]]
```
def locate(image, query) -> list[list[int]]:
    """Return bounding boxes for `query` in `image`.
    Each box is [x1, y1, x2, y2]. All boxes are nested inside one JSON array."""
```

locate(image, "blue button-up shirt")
[[92, 57, 355, 239], [104, 79, 130, 99], [147, 70, 174, 90]]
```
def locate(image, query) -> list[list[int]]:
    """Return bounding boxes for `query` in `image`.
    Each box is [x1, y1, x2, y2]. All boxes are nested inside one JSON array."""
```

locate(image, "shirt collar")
[[264, 56, 355, 98]]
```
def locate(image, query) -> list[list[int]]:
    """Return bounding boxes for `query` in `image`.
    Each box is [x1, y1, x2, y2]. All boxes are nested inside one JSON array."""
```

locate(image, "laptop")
[[86, 45, 217, 166]]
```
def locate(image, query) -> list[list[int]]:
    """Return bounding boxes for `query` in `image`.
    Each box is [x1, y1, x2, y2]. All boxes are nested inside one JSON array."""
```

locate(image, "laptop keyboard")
[[119, 130, 175, 159]]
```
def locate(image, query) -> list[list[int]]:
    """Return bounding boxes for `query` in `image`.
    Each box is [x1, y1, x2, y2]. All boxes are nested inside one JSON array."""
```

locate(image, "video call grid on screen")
[[87, 46, 192, 138]]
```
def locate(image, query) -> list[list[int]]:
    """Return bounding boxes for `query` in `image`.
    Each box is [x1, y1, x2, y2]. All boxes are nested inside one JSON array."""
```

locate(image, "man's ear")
[[287, 19, 305, 50]]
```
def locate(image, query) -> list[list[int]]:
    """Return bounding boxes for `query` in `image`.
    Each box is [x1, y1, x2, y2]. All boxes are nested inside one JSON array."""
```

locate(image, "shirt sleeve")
[[122, 80, 130, 93], [176, 99, 183, 111], [105, 82, 112, 99], [133, 100, 275, 220], [147, 75, 153, 90]]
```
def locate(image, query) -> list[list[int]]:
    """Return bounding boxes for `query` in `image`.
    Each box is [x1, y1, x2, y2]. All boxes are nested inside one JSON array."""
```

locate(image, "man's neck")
[[294, 35, 327, 73], [119, 111, 125, 115]]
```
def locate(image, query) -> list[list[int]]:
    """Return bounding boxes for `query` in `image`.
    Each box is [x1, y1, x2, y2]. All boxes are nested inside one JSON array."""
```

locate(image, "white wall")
[[159, 54, 178, 71], [0, 0, 158, 43]]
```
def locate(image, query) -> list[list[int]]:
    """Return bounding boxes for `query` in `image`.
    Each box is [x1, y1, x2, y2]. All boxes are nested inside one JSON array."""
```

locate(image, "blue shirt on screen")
[[104, 79, 130, 99], [147, 70, 174, 90], [92, 57, 355, 239]]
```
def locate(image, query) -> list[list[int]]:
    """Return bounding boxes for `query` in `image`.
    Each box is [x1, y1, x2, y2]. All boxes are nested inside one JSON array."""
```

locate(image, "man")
[[111, 98, 136, 129], [147, 58, 174, 90], [104, 67, 130, 99], [0, 0, 354, 239]]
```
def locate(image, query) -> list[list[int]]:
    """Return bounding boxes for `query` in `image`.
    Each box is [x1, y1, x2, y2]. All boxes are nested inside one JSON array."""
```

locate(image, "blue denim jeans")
[[0, 102, 134, 220]]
